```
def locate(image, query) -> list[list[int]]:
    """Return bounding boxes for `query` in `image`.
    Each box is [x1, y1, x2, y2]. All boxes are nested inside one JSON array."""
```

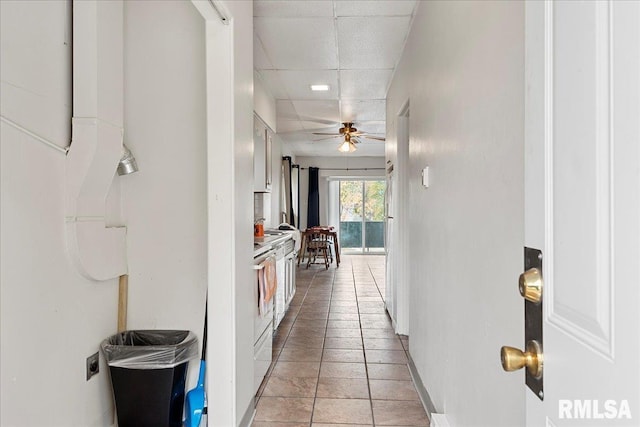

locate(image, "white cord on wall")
[[1, 115, 69, 155]]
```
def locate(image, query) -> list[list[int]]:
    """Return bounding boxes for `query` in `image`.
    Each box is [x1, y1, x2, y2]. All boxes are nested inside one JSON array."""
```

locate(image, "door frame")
[[395, 100, 410, 335], [190, 1, 236, 425]]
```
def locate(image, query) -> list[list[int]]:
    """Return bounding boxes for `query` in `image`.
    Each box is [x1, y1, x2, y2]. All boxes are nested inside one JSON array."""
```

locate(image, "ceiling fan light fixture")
[[338, 139, 357, 153], [310, 84, 330, 92]]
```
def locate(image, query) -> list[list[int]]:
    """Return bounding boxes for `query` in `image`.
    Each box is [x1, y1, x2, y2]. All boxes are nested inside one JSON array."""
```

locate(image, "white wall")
[[296, 156, 385, 230], [225, 1, 255, 424], [254, 71, 276, 132], [123, 0, 207, 347], [1, 1, 117, 426], [269, 134, 284, 227], [1, 1, 222, 425], [386, 1, 524, 426], [253, 75, 285, 229]]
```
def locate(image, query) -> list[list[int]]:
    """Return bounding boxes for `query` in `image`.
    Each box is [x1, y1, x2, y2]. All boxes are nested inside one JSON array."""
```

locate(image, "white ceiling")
[[254, 0, 418, 157]]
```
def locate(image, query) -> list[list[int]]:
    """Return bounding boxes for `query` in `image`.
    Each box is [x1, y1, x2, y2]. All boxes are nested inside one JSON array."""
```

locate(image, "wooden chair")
[[305, 229, 331, 269]]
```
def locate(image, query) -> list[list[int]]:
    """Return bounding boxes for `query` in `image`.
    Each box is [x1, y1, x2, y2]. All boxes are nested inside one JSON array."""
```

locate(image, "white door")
[[385, 169, 396, 323], [524, 1, 639, 425]]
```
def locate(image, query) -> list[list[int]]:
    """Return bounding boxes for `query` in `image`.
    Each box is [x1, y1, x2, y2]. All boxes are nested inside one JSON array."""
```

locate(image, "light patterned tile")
[[313, 398, 373, 424], [255, 397, 314, 423], [329, 306, 360, 314], [361, 328, 397, 339], [271, 361, 321, 378], [284, 335, 325, 349], [327, 320, 361, 329], [369, 379, 419, 401], [316, 377, 370, 398], [279, 347, 323, 362], [363, 338, 403, 350], [289, 326, 326, 337], [263, 376, 318, 398], [319, 362, 367, 379], [312, 424, 372, 427], [365, 349, 408, 364], [324, 337, 363, 349], [294, 319, 328, 329], [325, 328, 361, 338], [366, 363, 412, 380], [253, 422, 309, 427], [295, 311, 329, 320], [328, 312, 360, 321], [323, 348, 365, 363], [371, 400, 429, 426]]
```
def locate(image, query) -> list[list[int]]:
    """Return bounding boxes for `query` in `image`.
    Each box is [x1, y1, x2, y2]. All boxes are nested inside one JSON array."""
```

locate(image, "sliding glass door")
[[339, 180, 386, 253]]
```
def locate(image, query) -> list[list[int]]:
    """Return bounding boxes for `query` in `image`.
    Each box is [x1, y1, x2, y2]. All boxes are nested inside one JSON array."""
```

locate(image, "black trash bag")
[[101, 330, 198, 427]]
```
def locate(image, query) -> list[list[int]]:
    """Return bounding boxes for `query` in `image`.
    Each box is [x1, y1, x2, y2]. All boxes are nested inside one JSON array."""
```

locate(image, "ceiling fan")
[[312, 122, 385, 153]]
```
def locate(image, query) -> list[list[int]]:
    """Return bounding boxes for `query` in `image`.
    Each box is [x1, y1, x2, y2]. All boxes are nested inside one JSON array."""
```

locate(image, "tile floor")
[[252, 255, 429, 427]]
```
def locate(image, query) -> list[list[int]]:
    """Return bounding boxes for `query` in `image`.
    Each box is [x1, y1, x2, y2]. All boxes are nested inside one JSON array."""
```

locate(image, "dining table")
[[297, 227, 340, 268]]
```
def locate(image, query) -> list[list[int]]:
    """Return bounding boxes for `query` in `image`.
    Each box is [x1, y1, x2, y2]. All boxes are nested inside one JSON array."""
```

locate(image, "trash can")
[[101, 330, 198, 427]]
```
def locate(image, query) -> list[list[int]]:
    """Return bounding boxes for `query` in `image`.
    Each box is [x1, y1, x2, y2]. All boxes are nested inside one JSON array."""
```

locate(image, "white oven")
[[253, 250, 274, 394]]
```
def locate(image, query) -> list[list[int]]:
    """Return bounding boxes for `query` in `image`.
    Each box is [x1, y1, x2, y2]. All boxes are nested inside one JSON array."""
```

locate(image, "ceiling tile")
[[276, 120, 305, 133], [254, 1, 334, 17], [337, 16, 412, 69], [276, 100, 298, 120], [341, 99, 386, 122], [255, 17, 338, 70], [287, 140, 384, 157], [254, 35, 273, 69], [256, 70, 289, 99], [335, 0, 418, 17], [339, 69, 393, 99], [274, 70, 339, 100], [301, 121, 335, 131], [292, 100, 341, 124], [351, 120, 386, 135], [254, 1, 417, 158]]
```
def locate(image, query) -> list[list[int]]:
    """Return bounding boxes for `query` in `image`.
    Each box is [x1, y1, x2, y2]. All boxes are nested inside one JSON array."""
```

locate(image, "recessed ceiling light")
[[310, 84, 330, 91]]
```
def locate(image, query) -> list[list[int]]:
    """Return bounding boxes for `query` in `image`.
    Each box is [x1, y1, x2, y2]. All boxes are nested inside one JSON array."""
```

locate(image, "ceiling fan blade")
[[313, 135, 341, 141], [360, 135, 386, 141], [296, 116, 337, 126], [312, 132, 341, 136]]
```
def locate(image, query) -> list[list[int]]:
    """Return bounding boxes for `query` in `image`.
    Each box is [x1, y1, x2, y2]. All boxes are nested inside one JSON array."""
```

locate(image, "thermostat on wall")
[[422, 166, 429, 188]]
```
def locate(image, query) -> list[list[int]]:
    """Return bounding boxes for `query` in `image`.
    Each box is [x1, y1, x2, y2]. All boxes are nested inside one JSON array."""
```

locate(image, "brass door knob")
[[500, 340, 543, 379], [519, 268, 542, 303]]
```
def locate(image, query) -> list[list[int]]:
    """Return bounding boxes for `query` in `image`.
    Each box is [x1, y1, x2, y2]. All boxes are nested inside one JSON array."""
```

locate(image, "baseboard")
[[407, 354, 452, 426], [407, 353, 437, 414], [430, 413, 451, 427], [407, 352, 438, 416], [238, 396, 256, 427]]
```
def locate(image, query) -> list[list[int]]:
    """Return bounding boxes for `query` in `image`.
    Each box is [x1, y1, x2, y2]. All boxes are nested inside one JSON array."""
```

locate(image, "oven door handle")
[[253, 264, 266, 271]]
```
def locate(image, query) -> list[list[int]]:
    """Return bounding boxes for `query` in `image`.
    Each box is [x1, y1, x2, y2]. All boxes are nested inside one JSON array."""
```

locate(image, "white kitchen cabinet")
[[253, 114, 272, 192]]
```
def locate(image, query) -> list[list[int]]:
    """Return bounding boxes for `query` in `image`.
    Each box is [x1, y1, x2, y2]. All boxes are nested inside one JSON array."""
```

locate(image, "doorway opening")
[[386, 100, 410, 334], [338, 179, 386, 254]]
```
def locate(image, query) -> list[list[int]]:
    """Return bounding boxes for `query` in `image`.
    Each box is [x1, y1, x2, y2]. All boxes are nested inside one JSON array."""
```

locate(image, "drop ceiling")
[[254, 0, 418, 157]]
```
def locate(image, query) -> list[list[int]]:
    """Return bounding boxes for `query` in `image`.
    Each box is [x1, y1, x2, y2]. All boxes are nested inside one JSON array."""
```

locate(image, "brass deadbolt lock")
[[501, 340, 543, 379], [519, 268, 542, 303]]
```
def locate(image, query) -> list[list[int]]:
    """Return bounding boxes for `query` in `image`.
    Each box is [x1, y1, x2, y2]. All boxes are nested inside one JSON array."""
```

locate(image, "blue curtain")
[[307, 167, 320, 227]]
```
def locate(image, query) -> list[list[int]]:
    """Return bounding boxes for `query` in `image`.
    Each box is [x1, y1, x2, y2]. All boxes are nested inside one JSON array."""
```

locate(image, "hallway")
[[253, 255, 429, 426]]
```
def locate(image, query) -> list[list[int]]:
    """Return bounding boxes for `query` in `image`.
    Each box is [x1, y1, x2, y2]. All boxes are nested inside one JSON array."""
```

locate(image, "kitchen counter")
[[253, 232, 292, 257]]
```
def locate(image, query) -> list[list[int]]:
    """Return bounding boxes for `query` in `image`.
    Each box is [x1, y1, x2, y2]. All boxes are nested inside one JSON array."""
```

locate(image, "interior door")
[[385, 170, 396, 322], [524, 1, 639, 425]]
